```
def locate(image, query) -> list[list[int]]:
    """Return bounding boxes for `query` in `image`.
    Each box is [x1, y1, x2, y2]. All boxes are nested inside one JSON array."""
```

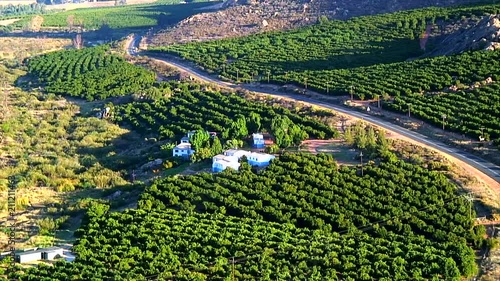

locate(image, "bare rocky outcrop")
[[151, 0, 489, 46], [152, 0, 311, 45], [140, 159, 163, 171], [423, 14, 500, 57]]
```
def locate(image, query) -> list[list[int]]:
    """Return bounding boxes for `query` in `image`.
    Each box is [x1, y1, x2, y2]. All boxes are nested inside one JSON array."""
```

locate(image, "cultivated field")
[[0, 0, 35, 6], [45, 0, 159, 11]]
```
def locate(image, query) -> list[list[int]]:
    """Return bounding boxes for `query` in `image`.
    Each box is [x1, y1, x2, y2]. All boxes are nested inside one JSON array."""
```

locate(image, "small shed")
[[42, 247, 64, 261], [0, 251, 12, 261], [252, 133, 265, 148], [16, 249, 42, 263], [173, 143, 195, 159]]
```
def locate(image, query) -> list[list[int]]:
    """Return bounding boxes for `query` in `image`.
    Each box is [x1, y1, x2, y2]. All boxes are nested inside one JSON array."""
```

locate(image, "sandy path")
[[0, 18, 20, 26]]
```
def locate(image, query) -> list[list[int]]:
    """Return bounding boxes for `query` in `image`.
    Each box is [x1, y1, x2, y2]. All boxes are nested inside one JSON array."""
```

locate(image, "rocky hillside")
[[151, 0, 311, 45], [150, 0, 491, 46], [423, 14, 500, 57]]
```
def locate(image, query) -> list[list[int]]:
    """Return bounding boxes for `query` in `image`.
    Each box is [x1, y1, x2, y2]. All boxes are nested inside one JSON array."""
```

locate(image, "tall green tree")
[[366, 126, 377, 149], [211, 136, 223, 155], [190, 130, 210, 151], [229, 114, 248, 139], [376, 129, 389, 150], [354, 123, 367, 149], [289, 124, 309, 146], [247, 112, 262, 133], [271, 115, 293, 148], [344, 126, 354, 145]]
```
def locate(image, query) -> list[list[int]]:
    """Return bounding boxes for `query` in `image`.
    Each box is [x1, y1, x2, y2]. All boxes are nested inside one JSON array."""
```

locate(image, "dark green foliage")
[[152, 4, 500, 79], [140, 153, 477, 243], [26, 45, 156, 101], [151, 4, 500, 142], [284, 49, 500, 103], [113, 83, 337, 145], [271, 115, 308, 147], [14, 153, 480, 280], [385, 82, 500, 141], [189, 130, 222, 162]]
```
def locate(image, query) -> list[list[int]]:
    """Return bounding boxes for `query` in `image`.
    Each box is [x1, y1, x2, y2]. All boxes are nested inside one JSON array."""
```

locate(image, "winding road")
[[127, 35, 500, 188]]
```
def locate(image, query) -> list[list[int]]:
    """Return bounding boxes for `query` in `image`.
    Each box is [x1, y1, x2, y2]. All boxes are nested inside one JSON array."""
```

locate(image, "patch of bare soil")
[[151, 0, 313, 45], [300, 140, 341, 154], [301, 139, 338, 154], [132, 56, 181, 80]]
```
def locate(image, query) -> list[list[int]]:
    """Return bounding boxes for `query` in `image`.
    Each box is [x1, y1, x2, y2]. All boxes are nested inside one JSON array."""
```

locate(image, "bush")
[[162, 160, 178, 169], [37, 217, 56, 235], [486, 238, 500, 250], [55, 179, 76, 192], [265, 144, 280, 154]]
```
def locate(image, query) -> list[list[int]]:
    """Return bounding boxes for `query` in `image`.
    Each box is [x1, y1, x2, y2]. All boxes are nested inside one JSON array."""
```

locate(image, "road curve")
[[128, 36, 500, 186]]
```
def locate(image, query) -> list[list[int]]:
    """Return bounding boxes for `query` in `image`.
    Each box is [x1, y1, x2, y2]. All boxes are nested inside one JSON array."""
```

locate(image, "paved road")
[[126, 35, 141, 56], [128, 36, 500, 185]]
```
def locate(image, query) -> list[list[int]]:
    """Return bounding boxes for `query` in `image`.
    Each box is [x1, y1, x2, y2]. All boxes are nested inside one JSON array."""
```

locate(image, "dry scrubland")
[[0, 80, 133, 250], [0, 37, 71, 61], [0, 39, 144, 251]]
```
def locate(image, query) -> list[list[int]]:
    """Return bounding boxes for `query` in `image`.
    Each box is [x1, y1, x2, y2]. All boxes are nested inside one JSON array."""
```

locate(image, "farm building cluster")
[[172, 131, 275, 172], [212, 149, 275, 172], [172, 131, 271, 159]]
